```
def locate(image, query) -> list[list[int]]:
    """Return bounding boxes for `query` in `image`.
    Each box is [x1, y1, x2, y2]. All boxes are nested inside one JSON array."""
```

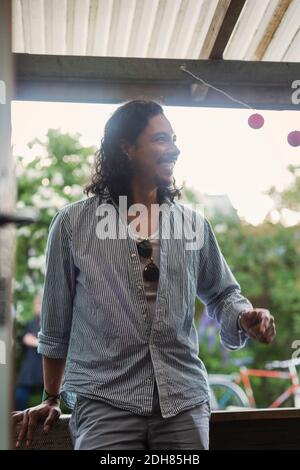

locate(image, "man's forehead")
[[147, 114, 174, 134]]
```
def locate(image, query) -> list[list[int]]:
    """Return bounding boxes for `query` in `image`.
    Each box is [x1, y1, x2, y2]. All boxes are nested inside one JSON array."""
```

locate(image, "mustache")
[[157, 154, 179, 164]]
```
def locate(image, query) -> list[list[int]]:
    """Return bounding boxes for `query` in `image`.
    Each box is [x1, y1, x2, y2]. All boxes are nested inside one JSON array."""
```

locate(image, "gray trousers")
[[69, 381, 210, 450]]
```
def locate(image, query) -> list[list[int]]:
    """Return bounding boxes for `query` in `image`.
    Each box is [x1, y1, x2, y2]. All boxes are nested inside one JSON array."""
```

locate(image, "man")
[[13, 100, 275, 450]]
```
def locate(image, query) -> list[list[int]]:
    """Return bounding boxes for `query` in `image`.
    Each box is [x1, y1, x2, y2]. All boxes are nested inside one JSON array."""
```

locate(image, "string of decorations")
[[180, 65, 300, 147]]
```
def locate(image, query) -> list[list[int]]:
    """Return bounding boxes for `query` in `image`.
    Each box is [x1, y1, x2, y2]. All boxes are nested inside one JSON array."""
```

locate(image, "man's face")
[[125, 113, 180, 187]]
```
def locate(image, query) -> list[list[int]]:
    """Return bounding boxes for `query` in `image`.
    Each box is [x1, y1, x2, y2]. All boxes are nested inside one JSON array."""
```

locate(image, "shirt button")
[[138, 285, 143, 290], [131, 253, 136, 258]]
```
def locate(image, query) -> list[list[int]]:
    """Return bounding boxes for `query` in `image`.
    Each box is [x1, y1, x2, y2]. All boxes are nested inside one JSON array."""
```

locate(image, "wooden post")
[[0, 0, 15, 451]]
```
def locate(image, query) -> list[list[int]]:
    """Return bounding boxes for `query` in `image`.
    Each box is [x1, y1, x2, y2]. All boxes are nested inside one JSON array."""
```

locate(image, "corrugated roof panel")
[[44, 0, 67, 55], [187, 0, 219, 59], [127, 0, 159, 57], [22, 0, 46, 54], [223, 0, 277, 60], [167, 0, 204, 59], [11, 0, 300, 62], [66, 0, 90, 55], [108, 0, 136, 57], [12, 0, 25, 53], [147, 0, 182, 58], [263, 0, 300, 60], [243, 0, 283, 60], [283, 27, 300, 61], [86, 0, 113, 56]]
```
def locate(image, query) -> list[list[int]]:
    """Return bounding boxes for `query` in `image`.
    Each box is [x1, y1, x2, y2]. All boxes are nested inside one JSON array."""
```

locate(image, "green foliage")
[[15, 130, 95, 407], [15, 129, 95, 325], [182, 162, 300, 406], [267, 164, 300, 214]]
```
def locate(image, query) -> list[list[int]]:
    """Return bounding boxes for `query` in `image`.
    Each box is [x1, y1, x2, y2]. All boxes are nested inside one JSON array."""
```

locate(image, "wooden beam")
[[199, 0, 232, 59], [209, 0, 247, 60], [255, 0, 293, 61], [15, 53, 300, 110], [210, 408, 300, 450]]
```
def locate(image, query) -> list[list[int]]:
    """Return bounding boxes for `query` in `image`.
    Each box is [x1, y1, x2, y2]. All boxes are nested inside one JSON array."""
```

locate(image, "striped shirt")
[[133, 230, 160, 319], [37, 193, 252, 418]]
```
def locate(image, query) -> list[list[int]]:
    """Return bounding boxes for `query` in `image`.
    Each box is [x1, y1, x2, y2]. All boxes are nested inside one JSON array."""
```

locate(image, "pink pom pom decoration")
[[287, 130, 300, 147], [248, 113, 264, 129]]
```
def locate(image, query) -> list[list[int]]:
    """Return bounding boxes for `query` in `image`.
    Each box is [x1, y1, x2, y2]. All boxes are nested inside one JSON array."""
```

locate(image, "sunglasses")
[[136, 239, 159, 282]]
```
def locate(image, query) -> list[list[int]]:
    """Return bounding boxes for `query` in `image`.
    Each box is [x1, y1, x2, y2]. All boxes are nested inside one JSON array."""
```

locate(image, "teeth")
[[159, 162, 174, 169]]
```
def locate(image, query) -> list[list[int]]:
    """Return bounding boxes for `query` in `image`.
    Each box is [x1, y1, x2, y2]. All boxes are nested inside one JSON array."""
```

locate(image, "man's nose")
[[172, 143, 180, 158]]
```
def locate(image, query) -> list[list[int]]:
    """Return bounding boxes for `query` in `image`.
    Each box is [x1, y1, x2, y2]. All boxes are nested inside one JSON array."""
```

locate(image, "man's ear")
[[120, 141, 129, 156], [120, 141, 133, 160]]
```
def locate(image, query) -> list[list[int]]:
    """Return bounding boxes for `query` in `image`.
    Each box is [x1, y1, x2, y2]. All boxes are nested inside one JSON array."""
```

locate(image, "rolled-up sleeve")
[[38, 208, 76, 358], [196, 218, 253, 350]]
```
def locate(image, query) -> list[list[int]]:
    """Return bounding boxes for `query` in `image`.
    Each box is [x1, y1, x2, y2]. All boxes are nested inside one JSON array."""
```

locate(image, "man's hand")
[[12, 399, 61, 448], [240, 308, 276, 344]]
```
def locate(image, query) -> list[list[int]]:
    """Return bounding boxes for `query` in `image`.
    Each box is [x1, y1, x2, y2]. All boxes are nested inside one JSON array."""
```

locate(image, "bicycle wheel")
[[209, 378, 251, 410]]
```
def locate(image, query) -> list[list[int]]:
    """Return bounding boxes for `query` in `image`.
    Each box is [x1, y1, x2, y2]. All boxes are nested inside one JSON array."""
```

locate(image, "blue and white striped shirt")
[[38, 194, 252, 417]]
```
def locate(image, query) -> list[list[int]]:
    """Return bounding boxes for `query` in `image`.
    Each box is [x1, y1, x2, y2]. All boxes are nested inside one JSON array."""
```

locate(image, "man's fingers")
[[247, 328, 259, 341], [244, 309, 275, 344], [249, 323, 264, 336], [263, 323, 276, 343], [259, 317, 268, 335], [14, 403, 62, 448], [245, 308, 271, 323], [12, 411, 24, 425], [261, 312, 273, 330], [259, 314, 275, 338], [16, 411, 29, 448], [247, 310, 272, 331], [249, 321, 276, 343], [244, 310, 261, 326], [25, 413, 39, 447], [43, 408, 60, 433]]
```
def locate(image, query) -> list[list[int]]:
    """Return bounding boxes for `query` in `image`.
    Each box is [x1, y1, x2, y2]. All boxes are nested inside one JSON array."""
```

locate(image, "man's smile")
[[157, 156, 178, 172]]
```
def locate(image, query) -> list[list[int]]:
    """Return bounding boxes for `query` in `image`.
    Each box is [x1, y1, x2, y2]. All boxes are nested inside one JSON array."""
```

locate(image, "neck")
[[130, 178, 158, 209]]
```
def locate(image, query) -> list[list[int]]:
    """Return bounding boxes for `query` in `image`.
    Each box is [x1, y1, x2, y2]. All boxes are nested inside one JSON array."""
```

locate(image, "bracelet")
[[42, 389, 61, 402]]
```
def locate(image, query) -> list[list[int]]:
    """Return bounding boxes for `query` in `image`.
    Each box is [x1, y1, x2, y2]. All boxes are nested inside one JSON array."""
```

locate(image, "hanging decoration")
[[287, 130, 300, 147], [180, 65, 299, 146]]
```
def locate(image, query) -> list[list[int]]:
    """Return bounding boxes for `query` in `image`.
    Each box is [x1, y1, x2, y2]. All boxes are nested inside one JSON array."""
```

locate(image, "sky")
[[11, 101, 300, 226]]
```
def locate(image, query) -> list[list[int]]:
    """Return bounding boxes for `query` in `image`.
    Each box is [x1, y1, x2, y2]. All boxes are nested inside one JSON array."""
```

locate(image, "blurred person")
[[15, 293, 44, 410]]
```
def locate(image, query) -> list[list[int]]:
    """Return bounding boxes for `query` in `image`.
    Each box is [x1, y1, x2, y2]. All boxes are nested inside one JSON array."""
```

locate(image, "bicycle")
[[208, 358, 300, 410]]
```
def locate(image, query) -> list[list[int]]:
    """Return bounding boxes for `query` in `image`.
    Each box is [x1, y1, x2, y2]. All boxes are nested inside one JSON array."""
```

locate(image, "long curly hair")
[[84, 100, 181, 206]]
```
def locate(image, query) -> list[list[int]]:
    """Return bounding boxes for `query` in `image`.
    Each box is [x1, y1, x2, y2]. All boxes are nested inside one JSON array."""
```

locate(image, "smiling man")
[[13, 100, 276, 450]]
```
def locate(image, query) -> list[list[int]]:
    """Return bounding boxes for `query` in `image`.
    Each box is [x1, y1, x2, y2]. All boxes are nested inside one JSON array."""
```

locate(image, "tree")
[[15, 129, 95, 324], [182, 176, 300, 407], [267, 163, 300, 215]]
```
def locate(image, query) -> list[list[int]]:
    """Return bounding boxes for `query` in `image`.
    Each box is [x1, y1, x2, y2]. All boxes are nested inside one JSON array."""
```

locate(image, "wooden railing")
[[210, 408, 300, 450], [13, 408, 300, 450]]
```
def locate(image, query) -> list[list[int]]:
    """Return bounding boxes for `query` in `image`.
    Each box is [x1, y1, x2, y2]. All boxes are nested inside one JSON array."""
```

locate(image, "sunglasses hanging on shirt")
[[136, 239, 159, 282]]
